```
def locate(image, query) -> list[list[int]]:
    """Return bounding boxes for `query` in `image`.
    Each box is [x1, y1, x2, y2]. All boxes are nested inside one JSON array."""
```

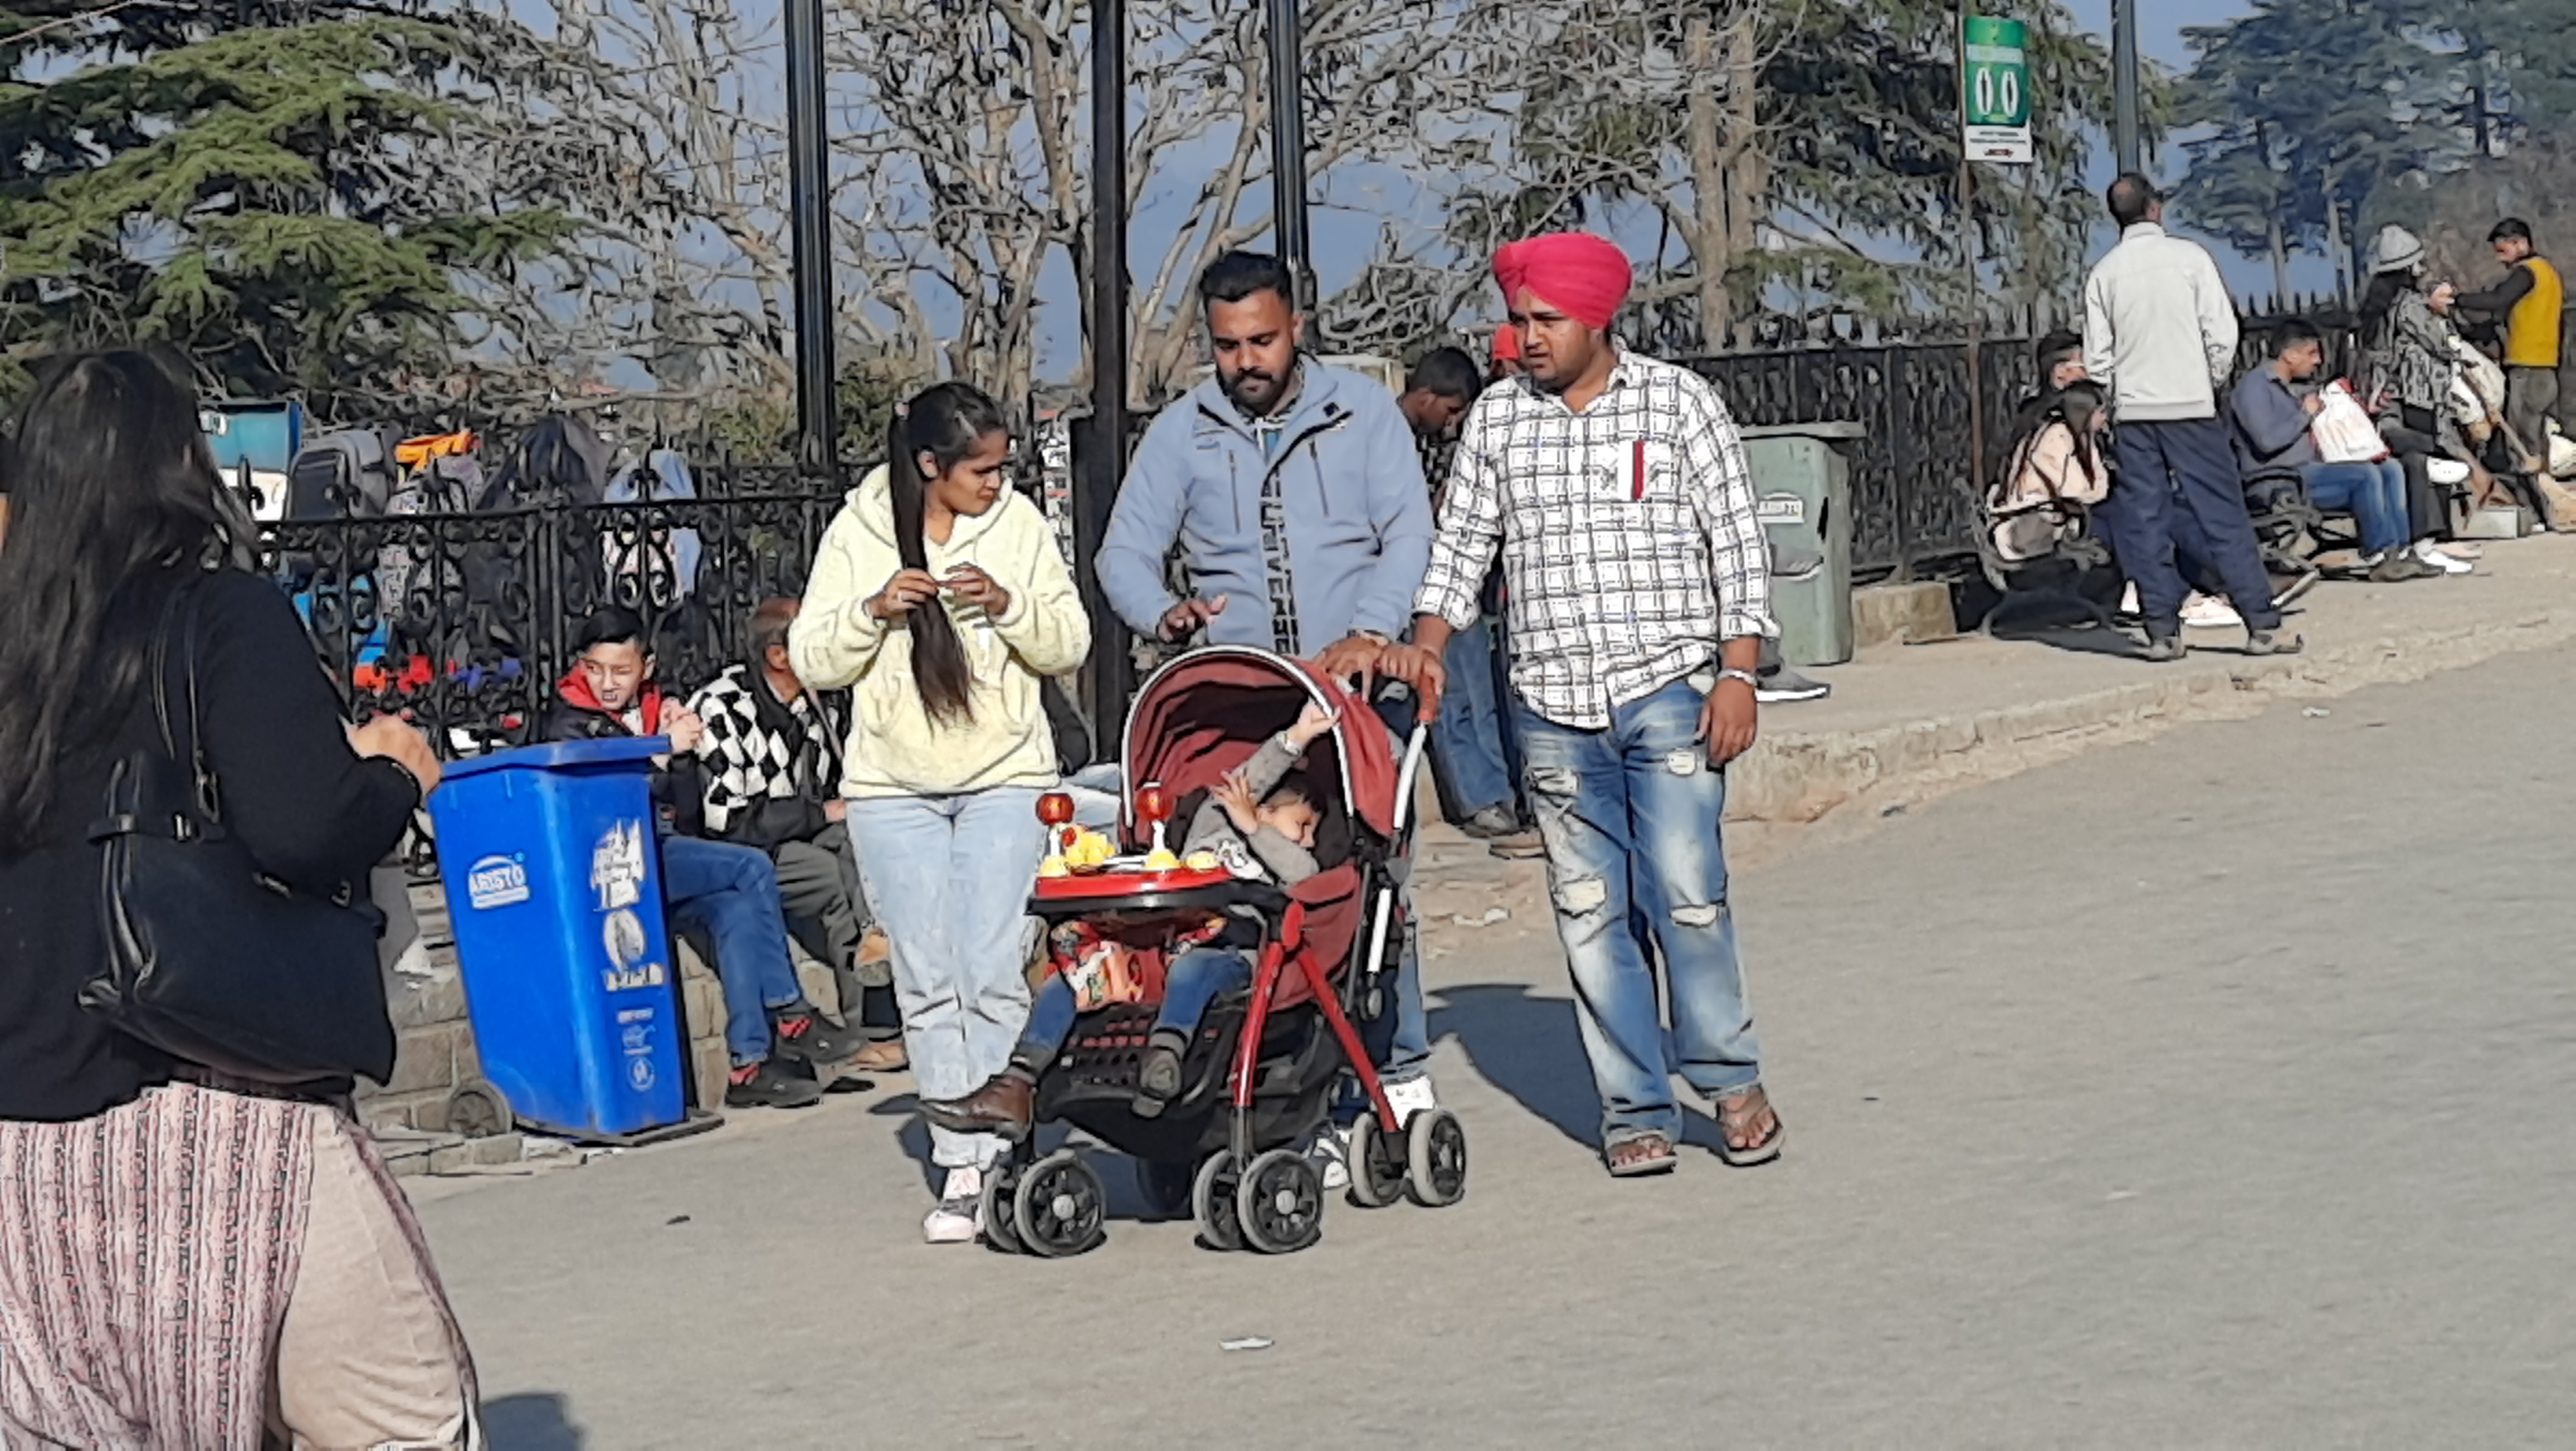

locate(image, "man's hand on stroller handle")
[[1382, 617, 1452, 722]]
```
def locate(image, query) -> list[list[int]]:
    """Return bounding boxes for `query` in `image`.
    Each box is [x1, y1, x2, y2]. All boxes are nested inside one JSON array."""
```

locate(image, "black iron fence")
[[258, 464, 850, 752], [1686, 339, 2039, 579]]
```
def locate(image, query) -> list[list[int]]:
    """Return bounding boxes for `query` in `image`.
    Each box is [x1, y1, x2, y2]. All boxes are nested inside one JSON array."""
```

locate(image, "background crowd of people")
[[1998, 176, 2565, 651]]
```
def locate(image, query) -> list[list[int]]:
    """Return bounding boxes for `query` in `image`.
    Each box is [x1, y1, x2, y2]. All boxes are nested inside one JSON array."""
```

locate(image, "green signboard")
[[1963, 16, 2033, 164]]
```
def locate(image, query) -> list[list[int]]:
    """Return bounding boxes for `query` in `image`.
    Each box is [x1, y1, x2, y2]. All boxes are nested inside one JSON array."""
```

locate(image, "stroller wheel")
[[1013, 1150, 1108, 1258], [1406, 1108, 1469, 1208], [980, 1165, 1025, 1255], [1345, 1112, 1408, 1209], [1135, 1158, 1195, 1220], [1191, 1151, 1245, 1252], [1236, 1148, 1326, 1254]]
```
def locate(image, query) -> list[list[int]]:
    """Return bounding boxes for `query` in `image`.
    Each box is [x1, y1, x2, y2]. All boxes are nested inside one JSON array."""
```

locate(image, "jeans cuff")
[[1689, 1075, 1763, 1103]]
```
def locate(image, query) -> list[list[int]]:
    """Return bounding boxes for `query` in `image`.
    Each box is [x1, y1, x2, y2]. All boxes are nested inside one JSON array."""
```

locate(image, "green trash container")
[[1741, 422, 1861, 668]]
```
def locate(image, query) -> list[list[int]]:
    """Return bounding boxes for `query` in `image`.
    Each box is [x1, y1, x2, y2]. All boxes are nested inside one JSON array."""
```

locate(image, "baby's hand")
[[1288, 700, 1339, 749], [1212, 772, 1261, 832]]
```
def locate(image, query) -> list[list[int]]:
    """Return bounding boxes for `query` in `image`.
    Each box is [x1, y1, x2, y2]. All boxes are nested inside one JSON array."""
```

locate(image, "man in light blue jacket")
[[1098, 251, 1435, 684], [1096, 250, 1441, 1150]]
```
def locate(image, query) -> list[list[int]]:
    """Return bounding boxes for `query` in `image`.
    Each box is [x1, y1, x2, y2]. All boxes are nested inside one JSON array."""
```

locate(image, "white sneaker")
[[2181, 593, 2243, 630], [2413, 543, 2474, 576], [923, 1166, 982, 1244], [1307, 1125, 1352, 1192], [1383, 1077, 1439, 1129]]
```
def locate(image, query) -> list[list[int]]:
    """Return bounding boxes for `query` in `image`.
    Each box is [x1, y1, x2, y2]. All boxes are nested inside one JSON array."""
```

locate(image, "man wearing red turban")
[[1388, 229, 1787, 1177]]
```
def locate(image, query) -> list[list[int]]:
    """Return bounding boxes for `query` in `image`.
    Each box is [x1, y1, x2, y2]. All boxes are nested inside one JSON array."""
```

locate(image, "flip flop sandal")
[[1715, 1088, 1785, 1168], [1604, 1133, 1679, 1178]]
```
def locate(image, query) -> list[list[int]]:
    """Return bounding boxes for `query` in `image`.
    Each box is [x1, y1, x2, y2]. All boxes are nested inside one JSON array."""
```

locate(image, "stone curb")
[[1728, 606, 2576, 826]]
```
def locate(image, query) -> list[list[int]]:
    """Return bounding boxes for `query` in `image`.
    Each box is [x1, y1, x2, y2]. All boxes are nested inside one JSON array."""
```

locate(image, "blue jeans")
[[849, 788, 1046, 1169], [2301, 460, 2411, 557], [1429, 613, 1515, 822], [2100, 418, 2281, 636], [1515, 679, 1763, 1146], [661, 835, 806, 1068], [1018, 946, 1251, 1062]]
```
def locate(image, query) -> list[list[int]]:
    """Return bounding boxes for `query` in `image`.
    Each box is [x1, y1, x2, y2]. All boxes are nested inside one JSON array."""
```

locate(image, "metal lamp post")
[[1265, 0, 1313, 312], [1076, 0, 1134, 726], [2111, 0, 2141, 176], [784, 0, 838, 475]]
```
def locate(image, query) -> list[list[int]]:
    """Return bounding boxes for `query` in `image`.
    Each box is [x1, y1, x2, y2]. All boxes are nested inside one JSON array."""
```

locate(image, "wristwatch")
[[1355, 629, 1392, 646], [1715, 668, 1761, 691]]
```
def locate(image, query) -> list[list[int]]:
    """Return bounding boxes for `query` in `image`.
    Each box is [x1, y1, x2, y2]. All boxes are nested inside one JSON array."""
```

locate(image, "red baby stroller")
[[980, 646, 1468, 1257]]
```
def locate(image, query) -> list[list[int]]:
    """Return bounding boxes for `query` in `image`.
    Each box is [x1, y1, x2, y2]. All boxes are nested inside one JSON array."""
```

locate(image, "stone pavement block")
[[1853, 581, 1957, 648], [382, 1022, 466, 1097], [362, 1088, 446, 1135], [692, 1039, 731, 1116]]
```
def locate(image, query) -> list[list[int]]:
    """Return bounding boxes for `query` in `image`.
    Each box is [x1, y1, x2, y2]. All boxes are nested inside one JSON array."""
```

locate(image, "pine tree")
[[2172, 0, 2483, 288], [0, 0, 581, 416]]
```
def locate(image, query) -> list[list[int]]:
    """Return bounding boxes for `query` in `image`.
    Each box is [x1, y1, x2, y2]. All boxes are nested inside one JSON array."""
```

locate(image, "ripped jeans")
[[1514, 676, 1764, 1147]]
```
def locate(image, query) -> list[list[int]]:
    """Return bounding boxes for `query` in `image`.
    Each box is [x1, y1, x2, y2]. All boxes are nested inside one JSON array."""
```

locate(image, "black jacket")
[[540, 681, 707, 839], [0, 569, 418, 1122]]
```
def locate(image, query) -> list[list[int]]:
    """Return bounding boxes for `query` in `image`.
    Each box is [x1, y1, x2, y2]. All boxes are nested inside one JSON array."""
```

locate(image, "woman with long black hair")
[[791, 381, 1090, 1243], [0, 351, 478, 1446]]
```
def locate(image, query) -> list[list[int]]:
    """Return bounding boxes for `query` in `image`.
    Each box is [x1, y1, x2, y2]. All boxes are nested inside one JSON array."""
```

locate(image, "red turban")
[[1493, 231, 1634, 331], [1490, 325, 1521, 364]]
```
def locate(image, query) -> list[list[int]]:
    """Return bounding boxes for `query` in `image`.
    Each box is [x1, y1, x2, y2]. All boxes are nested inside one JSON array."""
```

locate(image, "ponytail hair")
[[885, 381, 1011, 726]]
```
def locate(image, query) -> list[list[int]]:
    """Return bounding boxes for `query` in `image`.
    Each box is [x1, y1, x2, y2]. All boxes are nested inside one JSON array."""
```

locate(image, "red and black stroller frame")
[[979, 647, 1470, 1257]]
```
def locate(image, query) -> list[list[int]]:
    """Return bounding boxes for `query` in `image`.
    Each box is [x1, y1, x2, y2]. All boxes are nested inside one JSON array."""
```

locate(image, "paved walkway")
[[415, 617, 2576, 1447]]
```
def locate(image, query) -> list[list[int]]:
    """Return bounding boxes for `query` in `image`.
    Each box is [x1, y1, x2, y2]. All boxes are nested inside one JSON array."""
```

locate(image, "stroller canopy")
[[1120, 648, 1402, 847]]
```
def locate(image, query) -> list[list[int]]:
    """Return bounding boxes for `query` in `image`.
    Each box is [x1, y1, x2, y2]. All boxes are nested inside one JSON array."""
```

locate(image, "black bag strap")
[[147, 575, 222, 826]]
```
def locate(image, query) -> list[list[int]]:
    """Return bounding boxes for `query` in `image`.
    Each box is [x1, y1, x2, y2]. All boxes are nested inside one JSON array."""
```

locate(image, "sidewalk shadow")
[[1431, 983, 1598, 1149], [1431, 982, 1731, 1159], [482, 1392, 583, 1450]]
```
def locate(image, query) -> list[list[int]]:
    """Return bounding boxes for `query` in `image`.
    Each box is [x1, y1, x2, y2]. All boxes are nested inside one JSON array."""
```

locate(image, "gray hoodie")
[[1097, 363, 1433, 655]]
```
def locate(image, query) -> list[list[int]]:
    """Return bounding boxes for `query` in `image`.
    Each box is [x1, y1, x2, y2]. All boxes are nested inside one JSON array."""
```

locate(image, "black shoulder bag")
[[82, 581, 399, 1085]]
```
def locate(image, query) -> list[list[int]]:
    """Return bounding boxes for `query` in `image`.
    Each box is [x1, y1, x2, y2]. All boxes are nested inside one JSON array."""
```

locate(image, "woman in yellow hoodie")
[[789, 382, 1091, 1243]]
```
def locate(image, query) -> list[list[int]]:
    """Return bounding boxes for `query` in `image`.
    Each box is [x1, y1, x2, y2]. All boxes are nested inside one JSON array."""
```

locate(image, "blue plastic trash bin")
[[430, 738, 690, 1139]]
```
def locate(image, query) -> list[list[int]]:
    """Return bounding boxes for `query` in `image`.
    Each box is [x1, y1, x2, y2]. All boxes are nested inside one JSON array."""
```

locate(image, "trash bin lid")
[[441, 736, 672, 780]]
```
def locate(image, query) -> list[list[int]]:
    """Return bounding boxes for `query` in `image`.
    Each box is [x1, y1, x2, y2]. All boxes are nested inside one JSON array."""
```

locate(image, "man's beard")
[[1222, 362, 1289, 414]]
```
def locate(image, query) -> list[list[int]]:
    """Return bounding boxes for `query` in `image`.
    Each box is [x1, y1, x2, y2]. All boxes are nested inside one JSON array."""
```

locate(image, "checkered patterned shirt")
[[1416, 349, 1775, 729]]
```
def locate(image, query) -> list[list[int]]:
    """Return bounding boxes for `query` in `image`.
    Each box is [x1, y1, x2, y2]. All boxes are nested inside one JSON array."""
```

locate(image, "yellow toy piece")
[[1143, 845, 1180, 872], [1183, 849, 1220, 872]]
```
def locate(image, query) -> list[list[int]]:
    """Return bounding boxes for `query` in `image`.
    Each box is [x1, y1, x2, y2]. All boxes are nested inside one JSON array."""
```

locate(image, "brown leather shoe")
[[848, 1038, 909, 1074], [919, 1071, 1034, 1139]]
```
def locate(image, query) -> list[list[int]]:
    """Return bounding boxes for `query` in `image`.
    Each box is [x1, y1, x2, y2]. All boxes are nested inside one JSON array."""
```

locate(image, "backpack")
[[285, 428, 401, 520]]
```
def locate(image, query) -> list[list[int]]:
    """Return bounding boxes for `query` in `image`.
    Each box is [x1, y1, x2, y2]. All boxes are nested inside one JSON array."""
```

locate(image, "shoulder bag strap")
[[151, 574, 222, 825]]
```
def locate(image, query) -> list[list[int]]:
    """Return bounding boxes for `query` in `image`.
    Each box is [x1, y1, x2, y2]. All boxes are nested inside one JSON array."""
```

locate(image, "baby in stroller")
[[924, 701, 1337, 1138]]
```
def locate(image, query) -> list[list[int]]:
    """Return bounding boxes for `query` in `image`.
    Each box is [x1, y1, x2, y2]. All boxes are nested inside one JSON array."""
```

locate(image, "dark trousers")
[[2506, 367, 2559, 463], [2099, 417, 2281, 636]]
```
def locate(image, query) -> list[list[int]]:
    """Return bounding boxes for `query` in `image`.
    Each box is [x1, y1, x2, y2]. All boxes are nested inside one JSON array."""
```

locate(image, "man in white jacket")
[[2083, 174, 2302, 660]]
